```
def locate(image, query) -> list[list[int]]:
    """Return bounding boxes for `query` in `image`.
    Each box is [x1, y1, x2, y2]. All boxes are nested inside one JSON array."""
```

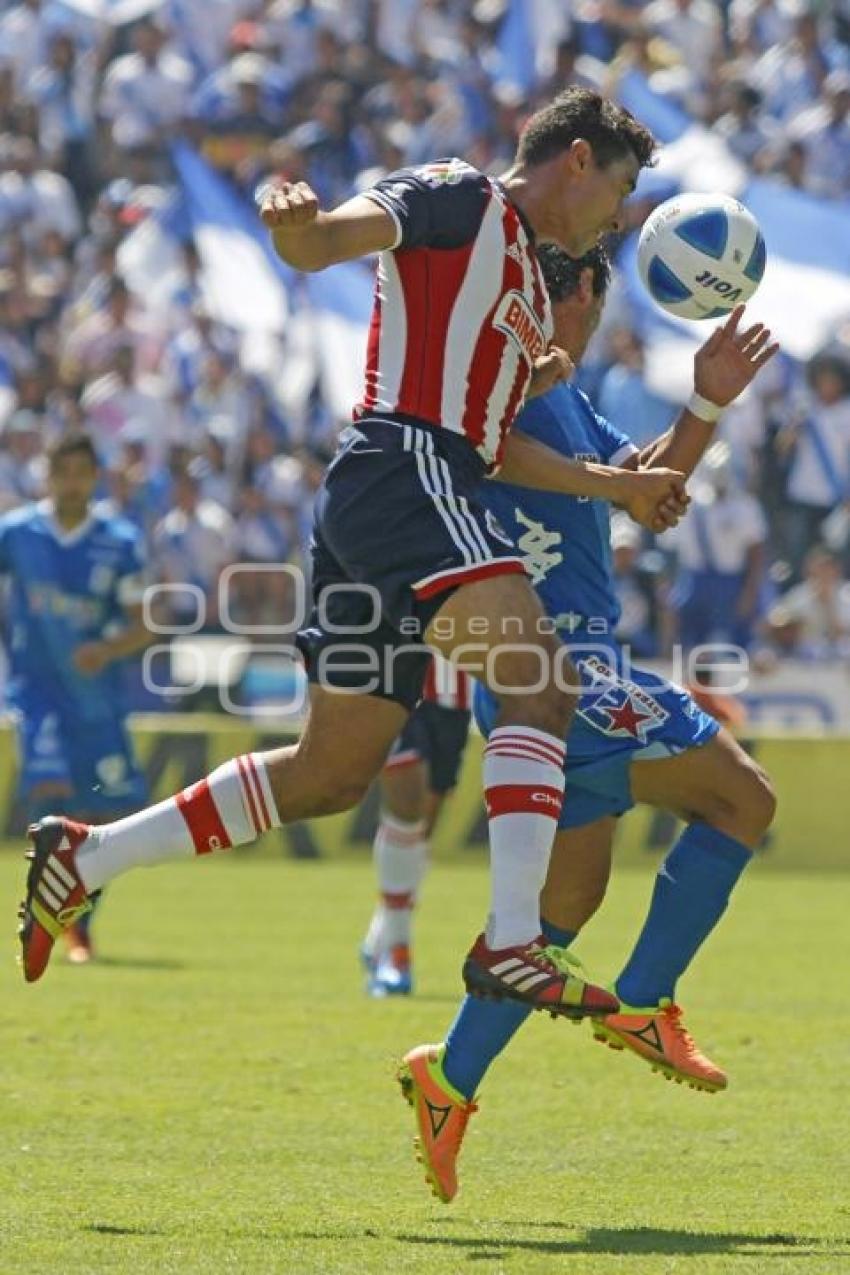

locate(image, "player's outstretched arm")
[[257, 180, 397, 272], [498, 431, 688, 531], [632, 304, 779, 477]]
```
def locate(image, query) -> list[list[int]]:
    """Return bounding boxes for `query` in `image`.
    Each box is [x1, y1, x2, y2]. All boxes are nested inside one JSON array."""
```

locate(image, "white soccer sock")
[[76, 754, 279, 892], [482, 726, 566, 950], [369, 812, 428, 951]]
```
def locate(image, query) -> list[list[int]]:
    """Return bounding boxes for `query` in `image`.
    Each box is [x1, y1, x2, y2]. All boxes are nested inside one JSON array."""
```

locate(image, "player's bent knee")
[[703, 758, 777, 844], [307, 778, 371, 817], [744, 763, 777, 835]]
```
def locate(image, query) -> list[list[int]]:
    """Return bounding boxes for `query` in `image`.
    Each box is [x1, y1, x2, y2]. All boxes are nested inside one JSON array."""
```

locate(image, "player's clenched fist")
[[256, 180, 320, 229], [617, 467, 690, 533], [527, 346, 574, 399]]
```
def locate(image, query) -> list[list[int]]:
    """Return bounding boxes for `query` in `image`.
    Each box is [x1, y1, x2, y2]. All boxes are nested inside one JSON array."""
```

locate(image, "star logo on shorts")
[[601, 699, 653, 739]]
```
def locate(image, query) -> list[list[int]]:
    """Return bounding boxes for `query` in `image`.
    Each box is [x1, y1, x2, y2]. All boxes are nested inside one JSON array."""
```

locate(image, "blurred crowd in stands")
[[1, 0, 850, 669]]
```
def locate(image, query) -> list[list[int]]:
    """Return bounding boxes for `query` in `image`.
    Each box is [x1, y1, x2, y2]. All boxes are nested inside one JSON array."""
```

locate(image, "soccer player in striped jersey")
[[398, 246, 779, 1203], [19, 90, 685, 1014], [361, 656, 472, 997]]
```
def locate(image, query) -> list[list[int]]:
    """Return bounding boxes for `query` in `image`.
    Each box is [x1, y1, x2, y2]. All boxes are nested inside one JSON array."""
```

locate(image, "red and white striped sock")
[[364, 812, 428, 953], [482, 726, 566, 950], [76, 754, 279, 893]]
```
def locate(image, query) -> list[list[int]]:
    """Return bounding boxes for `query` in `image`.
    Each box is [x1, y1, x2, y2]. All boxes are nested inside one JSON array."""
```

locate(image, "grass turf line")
[[2, 851, 849, 1274]]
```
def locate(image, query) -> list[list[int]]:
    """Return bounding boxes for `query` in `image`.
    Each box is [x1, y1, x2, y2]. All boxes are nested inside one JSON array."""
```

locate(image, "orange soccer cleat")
[[593, 999, 728, 1092], [398, 1044, 478, 1203]]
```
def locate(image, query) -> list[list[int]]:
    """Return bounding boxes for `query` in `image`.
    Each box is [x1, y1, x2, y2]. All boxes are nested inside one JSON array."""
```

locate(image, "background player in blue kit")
[[1, 432, 150, 962], [398, 246, 780, 1203]]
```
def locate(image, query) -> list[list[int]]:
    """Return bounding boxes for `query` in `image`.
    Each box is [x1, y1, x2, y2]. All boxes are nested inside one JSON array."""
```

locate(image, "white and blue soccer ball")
[[637, 193, 766, 321]]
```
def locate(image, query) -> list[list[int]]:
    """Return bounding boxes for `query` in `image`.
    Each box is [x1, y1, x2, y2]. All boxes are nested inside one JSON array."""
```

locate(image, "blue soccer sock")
[[615, 823, 752, 1008], [442, 920, 576, 1100]]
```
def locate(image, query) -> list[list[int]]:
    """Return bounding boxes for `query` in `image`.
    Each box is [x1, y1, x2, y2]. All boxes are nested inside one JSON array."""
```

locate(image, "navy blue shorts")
[[297, 417, 525, 710], [385, 700, 472, 793]]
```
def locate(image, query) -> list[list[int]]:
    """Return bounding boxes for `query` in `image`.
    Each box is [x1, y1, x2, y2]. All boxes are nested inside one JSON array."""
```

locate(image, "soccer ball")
[[637, 192, 766, 321]]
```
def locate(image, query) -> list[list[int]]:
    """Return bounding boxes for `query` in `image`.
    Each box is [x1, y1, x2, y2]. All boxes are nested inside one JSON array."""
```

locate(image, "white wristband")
[[687, 391, 723, 423]]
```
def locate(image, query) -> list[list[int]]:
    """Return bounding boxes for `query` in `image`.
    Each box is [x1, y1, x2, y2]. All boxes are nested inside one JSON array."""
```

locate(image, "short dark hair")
[[537, 243, 611, 303], [516, 87, 656, 171], [48, 431, 99, 472]]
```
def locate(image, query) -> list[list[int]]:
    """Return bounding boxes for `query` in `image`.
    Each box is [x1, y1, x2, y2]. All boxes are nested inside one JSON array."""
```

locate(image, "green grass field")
[[2, 850, 849, 1275]]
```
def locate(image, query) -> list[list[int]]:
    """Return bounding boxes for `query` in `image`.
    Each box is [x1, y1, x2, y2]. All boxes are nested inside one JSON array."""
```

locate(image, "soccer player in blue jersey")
[[2, 432, 150, 961], [399, 245, 780, 1203]]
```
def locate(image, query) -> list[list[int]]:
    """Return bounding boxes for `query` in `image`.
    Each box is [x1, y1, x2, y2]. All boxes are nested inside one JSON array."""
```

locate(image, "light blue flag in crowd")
[[170, 142, 290, 334], [495, 0, 570, 95], [303, 260, 374, 423], [124, 142, 374, 420], [56, 0, 164, 21]]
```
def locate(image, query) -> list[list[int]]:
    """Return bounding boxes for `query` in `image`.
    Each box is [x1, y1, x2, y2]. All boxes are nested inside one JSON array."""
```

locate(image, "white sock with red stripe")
[[364, 812, 428, 954], [483, 726, 566, 950], [75, 754, 279, 892]]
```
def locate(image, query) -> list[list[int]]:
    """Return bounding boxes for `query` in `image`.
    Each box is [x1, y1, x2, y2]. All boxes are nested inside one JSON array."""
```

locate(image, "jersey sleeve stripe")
[[361, 190, 403, 249]]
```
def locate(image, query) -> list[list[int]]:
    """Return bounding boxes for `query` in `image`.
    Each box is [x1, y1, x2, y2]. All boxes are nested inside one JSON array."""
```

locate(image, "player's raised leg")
[[19, 686, 406, 982], [426, 571, 618, 1019], [591, 729, 776, 1090]]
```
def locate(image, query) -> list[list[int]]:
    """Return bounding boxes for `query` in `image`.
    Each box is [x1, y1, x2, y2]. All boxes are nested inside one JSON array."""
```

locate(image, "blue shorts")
[[14, 701, 148, 818], [474, 644, 720, 829], [296, 417, 525, 711], [386, 700, 472, 794]]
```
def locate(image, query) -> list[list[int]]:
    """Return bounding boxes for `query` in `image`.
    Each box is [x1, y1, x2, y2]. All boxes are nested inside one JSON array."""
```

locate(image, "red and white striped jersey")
[[422, 654, 473, 711], [356, 159, 553, 470]]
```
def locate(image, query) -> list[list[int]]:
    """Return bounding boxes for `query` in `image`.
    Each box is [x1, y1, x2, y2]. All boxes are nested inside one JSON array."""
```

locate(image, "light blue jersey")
[[0, 501, 148, 813], [483, 381, 637, 637], [476, 384, 719, 830]]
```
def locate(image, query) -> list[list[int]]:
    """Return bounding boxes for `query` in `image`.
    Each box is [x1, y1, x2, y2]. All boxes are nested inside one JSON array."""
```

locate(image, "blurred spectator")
[[788, 67, 850, 197], [153, 466, 235, 631], [714, 81, 779, 167], [0, 408, 45, 510], [191, 50, 288, 176], [751, 11, 838, 123], [766, 546, 850, 658], [185, 350, 260, 465], [62, 275, 159, 382], [98, 17, 193, 163], [644, 0, 723, 95], [597, 328, 676, 448], [668, 443, 768, 651], [779, 352, 850, 579], [0, 135, 81, 245], [231, 483, 295, 626], [24, 30, 98, 204], [80, 343, 175, 467]]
